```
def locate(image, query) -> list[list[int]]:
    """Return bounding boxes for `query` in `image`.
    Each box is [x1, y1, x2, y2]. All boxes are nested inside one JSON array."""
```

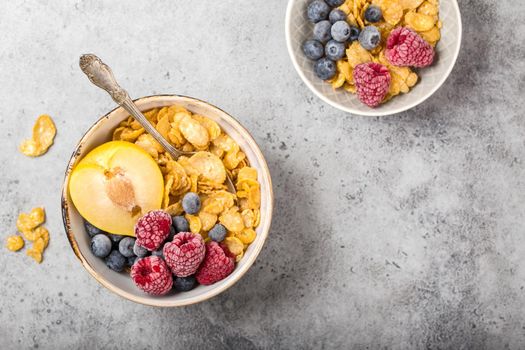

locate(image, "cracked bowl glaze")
[[285, 0, 462, 116], [61, 95, 273, 307]]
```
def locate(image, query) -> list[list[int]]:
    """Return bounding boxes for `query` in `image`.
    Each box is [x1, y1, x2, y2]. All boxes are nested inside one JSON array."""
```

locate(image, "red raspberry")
[[385, 27, 435, 67], [163, 232, 205, 277], [134, 210, 172, 251], [130, 256, 173, 295], [353, 62, 391, 107], [196, 242, 235, 285]]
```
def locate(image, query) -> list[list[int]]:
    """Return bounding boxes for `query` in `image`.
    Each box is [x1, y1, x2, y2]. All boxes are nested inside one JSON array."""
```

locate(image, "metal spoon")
[[79, 54, 236, 192]]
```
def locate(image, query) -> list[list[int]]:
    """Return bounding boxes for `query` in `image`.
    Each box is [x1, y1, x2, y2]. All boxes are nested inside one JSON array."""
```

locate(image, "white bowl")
[[61, 95, 274, 307], [285, 0, 462, 116]]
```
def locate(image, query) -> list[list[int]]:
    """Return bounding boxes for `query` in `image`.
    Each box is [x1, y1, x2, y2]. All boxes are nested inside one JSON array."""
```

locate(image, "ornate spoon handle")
[[79, 54, 185, 159], [79, 54, 236, 193]]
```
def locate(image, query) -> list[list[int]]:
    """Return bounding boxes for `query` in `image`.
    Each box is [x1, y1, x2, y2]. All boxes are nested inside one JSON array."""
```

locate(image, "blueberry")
[[329, 9, 346, 24], [105, 250, 126, 272], [172, 215, 190, 233], [182, 192, 201, 214], [358, 25, 381, 50], [118, 237, 136, 258], [152, 249, 164, 259], [107, 233, 123, 244], [307, 0, 330, 23], [302, 39, 324, 60], [208, 224, 227, 242], [84, 221, 103, 238], [133, 241, 148, 258], [90, 234, 112, 258], [364, 5, 382, 23], [325, 0, 344, 6], [331, 20, 351, 42], [167, 225, 176, 241], [325, 40, 346, 61], [314, 58, 337, 80], [173, 275, 197, 292], [127, 256, 138, 267], [313, 20, 332, 43], [349, 26, 360, 42]]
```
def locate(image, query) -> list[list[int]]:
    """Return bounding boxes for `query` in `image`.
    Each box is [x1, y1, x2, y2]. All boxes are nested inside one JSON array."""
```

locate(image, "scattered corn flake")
[[17, 207, 45, 234], [6, 235, 24, 251], [19, 115, 57, 157], [26, 248, 42, 263]]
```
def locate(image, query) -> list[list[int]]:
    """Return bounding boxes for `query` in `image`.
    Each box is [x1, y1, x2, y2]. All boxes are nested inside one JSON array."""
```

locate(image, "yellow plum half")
[[69, 141, 164, 236]]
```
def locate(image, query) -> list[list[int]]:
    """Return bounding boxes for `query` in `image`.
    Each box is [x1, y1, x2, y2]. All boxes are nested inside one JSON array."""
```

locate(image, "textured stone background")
[[1, 0, 524, 349]]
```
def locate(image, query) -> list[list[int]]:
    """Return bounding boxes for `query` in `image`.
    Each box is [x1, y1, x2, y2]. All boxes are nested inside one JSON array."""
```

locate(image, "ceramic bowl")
[[285, 0, 462, 116], [61, 95, 273, 307]]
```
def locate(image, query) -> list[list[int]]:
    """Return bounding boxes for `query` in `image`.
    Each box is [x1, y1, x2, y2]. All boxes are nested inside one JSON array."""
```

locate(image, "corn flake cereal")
[[223, 237, 244, 257], [6, 235, 24, 251], [327, 0, 441, 104], [112, 105, 263, 262], [17, 207, 45, 234], [8, 207, 50, 263], [20, 115, 57, 157]]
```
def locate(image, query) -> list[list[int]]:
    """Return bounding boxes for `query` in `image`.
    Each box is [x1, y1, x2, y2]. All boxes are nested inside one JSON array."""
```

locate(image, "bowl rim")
[[61, 94, 274, 307], [284, 0, 463, 117]]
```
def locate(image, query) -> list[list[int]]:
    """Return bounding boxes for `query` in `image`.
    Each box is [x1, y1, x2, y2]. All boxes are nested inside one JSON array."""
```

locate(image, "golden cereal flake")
[[6, 235, 24, 251], [236, 228, 256, 245], [19, 115, 56, 157], [188, 152, 226, 184], [26, 248, 42, 263], [112, 105, 264, 263], [17, 207, 45, 234], [223, 236, 244, 257]]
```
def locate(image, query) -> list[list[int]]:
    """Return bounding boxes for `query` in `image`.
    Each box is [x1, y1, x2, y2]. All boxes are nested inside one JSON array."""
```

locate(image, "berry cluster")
[[302, 0, 436, 108], [85, 197, 236, 296]]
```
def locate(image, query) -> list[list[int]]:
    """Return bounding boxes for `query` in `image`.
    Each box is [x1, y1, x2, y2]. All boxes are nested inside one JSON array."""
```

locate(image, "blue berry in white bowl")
[[182, 192, 201, 215], [307, 0, 330, 23], [329, 9, 346, 24], [90, 234, 112, 258], [349, 26, 360, 42], [133, 241, 149, 257], [209, 224, 227, 242], [118, 237, 136, 258], [314, 58, 336, 80], [325, 0, 344, 6], [331, 20, 351, 42], [172, 215, 189, 233], [313, 20, 332, 43], [173, 275, 197, 292], [302, 39, 324, 60], [364, 5, 382, 23], [325, 40, 346, 61], [358, 25, 380, 50], [127, 256, 138, 267], [85, 221, 103, 238], [105, 250, 126, 272], [107, 233, 123, 244]]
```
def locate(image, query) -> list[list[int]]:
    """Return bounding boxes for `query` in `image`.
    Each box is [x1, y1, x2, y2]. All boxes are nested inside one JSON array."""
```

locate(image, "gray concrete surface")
[[0, 0, 524, 349]]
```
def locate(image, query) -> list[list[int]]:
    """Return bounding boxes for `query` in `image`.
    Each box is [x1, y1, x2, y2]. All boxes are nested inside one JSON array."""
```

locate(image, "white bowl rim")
[[284, 0, 463, 117], [61, 94, 274, 307]]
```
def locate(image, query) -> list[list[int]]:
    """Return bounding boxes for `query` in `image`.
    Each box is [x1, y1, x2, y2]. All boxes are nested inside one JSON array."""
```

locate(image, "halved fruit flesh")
[[69, 141, 164, 236]]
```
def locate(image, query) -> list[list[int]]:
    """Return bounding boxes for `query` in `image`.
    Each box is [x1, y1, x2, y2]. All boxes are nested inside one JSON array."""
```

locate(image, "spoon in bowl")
[[78, 54, 236, 192]]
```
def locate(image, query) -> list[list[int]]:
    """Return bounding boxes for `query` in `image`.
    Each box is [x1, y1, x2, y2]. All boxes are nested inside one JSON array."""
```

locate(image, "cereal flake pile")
[[112, 105, 261, 262], [6, 114, 56, 263]]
